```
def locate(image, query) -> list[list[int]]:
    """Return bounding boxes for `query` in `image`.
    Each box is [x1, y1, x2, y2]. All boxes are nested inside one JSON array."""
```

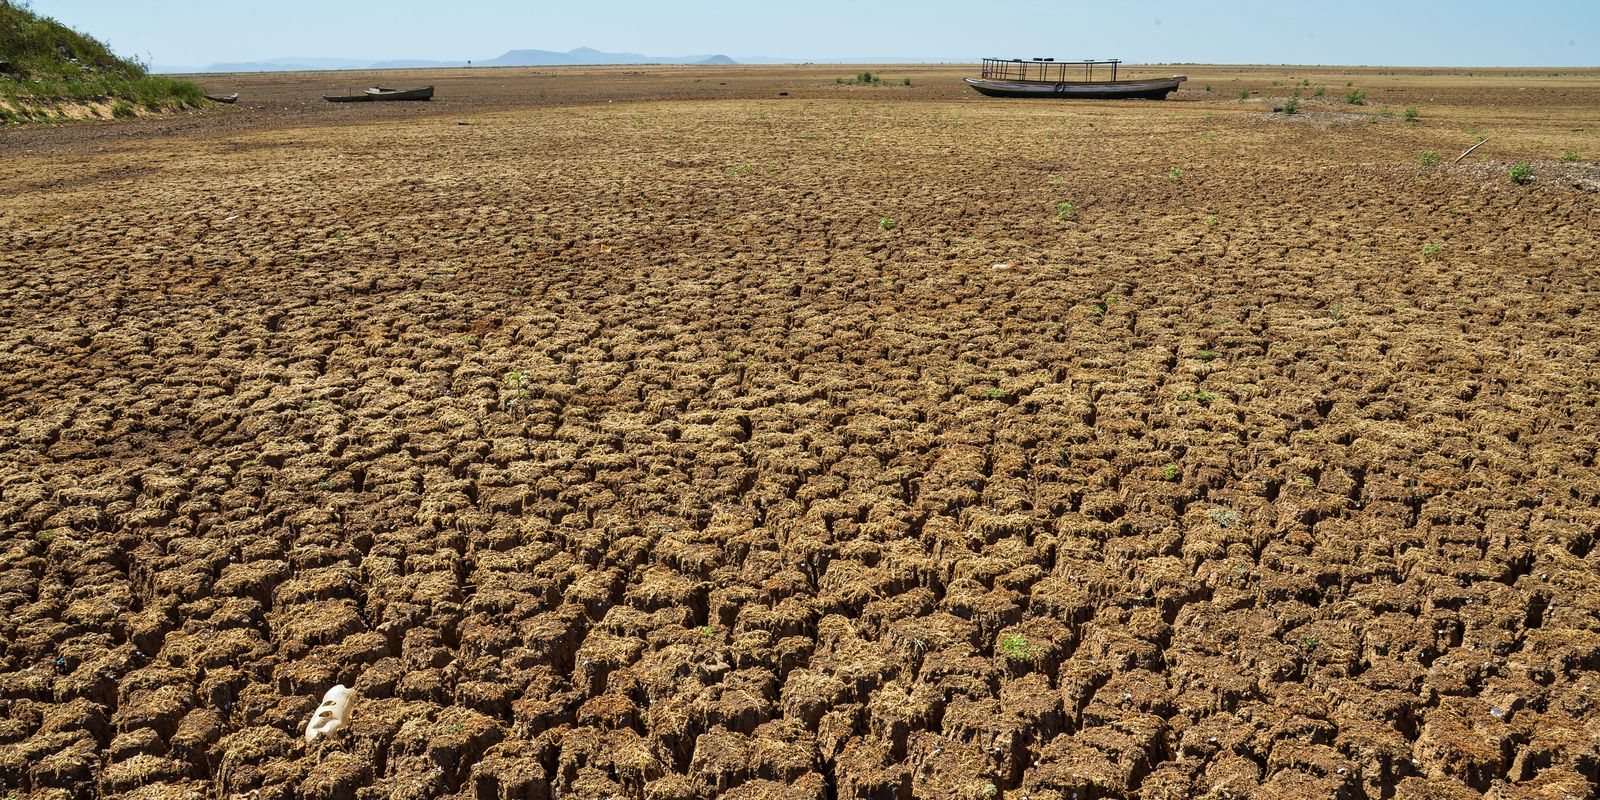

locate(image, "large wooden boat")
[[966, 58, 1184, 100]]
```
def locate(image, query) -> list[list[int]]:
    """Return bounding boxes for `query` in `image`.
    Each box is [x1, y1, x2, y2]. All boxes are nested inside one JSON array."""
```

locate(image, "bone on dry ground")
[[1, 64, 1599, 800]]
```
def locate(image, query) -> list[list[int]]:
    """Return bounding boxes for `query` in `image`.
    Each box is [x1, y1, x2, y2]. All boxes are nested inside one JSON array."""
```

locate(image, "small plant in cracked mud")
[[503, 370, 532, 412], [1207, 507, 1241, 527], [999, 634, 1039, 663]]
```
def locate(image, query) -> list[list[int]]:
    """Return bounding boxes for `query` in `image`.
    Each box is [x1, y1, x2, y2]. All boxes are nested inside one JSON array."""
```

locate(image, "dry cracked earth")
[[2, 65, 1600, 800]]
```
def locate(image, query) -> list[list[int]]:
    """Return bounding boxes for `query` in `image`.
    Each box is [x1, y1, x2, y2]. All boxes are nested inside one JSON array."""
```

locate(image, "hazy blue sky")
[[27, 0, 1600, 68]]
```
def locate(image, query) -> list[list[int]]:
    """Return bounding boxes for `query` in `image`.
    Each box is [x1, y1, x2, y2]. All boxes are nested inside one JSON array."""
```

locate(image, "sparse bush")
[[1507, 162, 1532, 184], [1421, 242, 1441, 260], [1203, 83, 1212, 92], [1561, 150, 1580, 162], [1281, 96, 1300, 115], [1419, 150, 1440, 167], [1345, 89, 1366, 105], [1313, 86, 1325, 97], [1403, 107, 1420, 122], [110, 100, 135, 118], [901, 77, 911, 86], [1237, 89, 1249, 100]]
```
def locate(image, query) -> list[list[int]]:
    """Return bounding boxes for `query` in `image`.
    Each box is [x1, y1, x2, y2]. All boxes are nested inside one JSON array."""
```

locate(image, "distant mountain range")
[[154, 47, 741, 73], [152, 47, 966, 73]]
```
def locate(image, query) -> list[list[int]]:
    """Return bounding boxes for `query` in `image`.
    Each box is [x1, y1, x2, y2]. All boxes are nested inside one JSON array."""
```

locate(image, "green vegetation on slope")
[[0, 0, 205, 123]]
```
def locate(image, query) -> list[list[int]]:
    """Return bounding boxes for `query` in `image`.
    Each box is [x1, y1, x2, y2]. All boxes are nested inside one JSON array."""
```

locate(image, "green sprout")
[[1056, 201, 1076, 220], [878, 217, 896, 231], [999, 634, 1039, 663]]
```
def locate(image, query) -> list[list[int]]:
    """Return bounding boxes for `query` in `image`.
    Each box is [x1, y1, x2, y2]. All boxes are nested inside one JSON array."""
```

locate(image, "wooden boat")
[[966, 58, 1184, 100], [364, 86, 433, 101], [322, 85, 434, 103], [205, 93, 238, 104]]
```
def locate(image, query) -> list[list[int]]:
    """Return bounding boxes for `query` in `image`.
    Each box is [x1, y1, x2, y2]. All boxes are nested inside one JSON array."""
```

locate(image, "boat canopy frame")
[[980, 58, 1121, 83]]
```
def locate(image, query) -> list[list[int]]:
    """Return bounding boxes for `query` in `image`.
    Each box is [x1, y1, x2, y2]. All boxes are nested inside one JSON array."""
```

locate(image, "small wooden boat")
[[363, 85, 433, 101], [205, 93, 238, 104], [322, 85, 434, 103], [966, 58, 1184, 100]]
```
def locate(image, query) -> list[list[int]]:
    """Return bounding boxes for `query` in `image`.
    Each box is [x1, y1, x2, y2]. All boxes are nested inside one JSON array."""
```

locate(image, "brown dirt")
[[2, 63, 1599, 800]]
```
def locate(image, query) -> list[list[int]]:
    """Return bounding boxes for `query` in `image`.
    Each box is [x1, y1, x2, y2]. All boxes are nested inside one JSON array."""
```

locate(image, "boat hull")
[[366, 86, 433, 101], [323, 86, 434, 103], [965, 76, 1185, 100]]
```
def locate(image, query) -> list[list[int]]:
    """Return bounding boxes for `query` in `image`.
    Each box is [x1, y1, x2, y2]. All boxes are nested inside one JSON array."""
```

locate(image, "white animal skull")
[[305, 684, 353, 742]]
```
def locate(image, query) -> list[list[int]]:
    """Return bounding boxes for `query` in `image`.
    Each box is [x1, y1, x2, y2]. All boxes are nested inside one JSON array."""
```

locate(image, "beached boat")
[[365, 85, 433, 100], [966, 59, 1184, 100], [322, 86, 434, 103]]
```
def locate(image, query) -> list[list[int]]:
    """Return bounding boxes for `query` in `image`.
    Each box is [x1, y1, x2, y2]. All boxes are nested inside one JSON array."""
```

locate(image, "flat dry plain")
[[2, 63, 1599, 800]]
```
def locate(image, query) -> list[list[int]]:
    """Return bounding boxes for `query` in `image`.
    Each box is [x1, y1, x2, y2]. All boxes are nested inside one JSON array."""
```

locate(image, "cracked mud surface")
[[2, 65, 1600, 799]]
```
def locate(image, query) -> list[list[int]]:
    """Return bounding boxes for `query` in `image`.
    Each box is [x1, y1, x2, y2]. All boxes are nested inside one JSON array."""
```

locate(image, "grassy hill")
[[1, 0, 204, 123]]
